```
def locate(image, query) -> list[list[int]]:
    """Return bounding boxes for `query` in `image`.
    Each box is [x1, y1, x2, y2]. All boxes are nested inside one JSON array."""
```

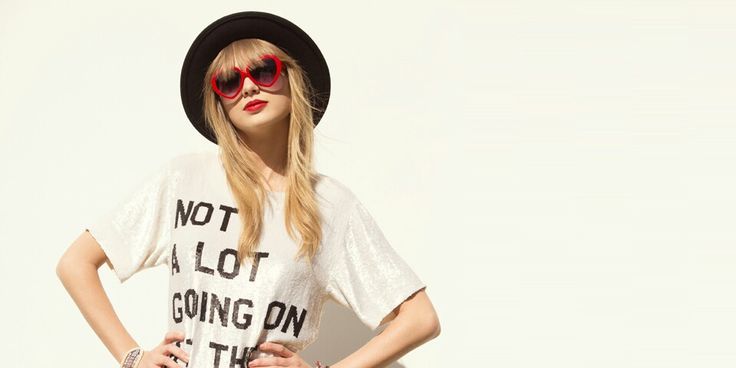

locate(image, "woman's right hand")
[[137, 330, 190, 367]]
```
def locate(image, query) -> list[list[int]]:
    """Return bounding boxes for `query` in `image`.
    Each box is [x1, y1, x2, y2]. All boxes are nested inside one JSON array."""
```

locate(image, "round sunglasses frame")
[[210, 54, 285, 99]]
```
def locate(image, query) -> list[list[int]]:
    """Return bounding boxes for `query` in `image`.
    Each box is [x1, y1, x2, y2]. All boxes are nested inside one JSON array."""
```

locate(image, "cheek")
[[218, 99, 239, 115], [224, 103, 241, 118], [273, 97, 291, 111], [263, 95, 291, 115]]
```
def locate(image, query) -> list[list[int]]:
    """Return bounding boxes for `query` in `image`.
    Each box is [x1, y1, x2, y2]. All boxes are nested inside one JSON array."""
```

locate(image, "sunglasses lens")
[[215, 69, 241, 96], [249, 58, 278, 86]]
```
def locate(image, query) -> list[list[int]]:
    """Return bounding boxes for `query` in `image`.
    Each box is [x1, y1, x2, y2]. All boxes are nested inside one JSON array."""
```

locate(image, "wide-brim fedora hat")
[[180, 11, 331, 144]]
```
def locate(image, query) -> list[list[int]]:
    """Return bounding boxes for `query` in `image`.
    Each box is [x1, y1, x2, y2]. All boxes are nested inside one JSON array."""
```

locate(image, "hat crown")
[[180, 11, 331, 144]]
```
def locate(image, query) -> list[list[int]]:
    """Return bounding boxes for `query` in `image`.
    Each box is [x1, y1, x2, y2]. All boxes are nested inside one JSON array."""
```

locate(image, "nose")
[[241, 76, 260, 98]]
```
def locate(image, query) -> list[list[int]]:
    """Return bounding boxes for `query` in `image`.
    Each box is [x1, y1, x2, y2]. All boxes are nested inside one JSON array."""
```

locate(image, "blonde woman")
[[57, 11, 440, 368]]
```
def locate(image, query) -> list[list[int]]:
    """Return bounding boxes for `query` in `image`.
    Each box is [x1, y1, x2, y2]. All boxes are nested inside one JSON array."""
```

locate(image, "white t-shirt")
[[86, 149, 426, 367]]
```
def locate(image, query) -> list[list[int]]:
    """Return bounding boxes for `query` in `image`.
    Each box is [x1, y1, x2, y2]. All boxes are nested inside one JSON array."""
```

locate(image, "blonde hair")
[[201, 38, 324, 267]]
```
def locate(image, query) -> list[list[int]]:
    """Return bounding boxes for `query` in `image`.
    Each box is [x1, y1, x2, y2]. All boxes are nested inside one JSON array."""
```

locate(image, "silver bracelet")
[[120, 347, 144, 368]]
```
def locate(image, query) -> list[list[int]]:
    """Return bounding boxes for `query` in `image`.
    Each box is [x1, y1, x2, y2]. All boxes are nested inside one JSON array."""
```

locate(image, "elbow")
[[56, 254, 88, 280], [56, 255, 76, 281], [428, 314, 441, 339], [414, 312, 440, 340], [55, 256, 68, 279]]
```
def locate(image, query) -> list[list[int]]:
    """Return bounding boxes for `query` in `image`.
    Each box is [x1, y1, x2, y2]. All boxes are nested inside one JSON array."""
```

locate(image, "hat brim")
[[180, 11, 331, 144]]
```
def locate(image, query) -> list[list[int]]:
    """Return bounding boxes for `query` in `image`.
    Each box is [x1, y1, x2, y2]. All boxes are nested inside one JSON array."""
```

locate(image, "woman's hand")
[[137, 330, 190, 367], [247, 342, 311, 367]]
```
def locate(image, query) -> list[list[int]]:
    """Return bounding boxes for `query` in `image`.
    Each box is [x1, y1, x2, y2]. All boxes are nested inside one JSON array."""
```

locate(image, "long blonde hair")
[[201, 38, 324, 267]]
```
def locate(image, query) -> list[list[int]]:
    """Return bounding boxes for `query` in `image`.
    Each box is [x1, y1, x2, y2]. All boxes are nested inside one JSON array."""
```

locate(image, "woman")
[[57, 11, 440, 368]]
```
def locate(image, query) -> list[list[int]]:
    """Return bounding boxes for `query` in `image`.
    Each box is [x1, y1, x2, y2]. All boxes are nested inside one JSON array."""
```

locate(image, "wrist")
[[120, 346, 144, 368]]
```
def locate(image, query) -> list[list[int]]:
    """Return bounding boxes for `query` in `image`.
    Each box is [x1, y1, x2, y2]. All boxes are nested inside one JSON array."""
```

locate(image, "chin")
[[233, 118, 278, 131]]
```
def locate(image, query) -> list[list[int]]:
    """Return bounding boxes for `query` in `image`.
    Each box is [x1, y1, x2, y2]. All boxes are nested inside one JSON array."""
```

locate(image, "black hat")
[[180, 11, 331, 144]]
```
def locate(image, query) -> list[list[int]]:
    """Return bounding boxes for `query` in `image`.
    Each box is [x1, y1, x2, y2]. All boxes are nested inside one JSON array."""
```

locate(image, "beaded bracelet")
[[314, 360, 330, 368], [120, 346, 144, 368]]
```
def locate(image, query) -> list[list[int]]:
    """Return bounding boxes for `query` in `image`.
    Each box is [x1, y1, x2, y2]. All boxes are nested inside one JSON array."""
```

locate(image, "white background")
[[1, 1, 735, 367]]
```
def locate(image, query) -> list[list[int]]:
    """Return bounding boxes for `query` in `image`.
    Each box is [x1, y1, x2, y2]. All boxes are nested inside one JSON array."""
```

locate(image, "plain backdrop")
[[1, 1, 735, 367]]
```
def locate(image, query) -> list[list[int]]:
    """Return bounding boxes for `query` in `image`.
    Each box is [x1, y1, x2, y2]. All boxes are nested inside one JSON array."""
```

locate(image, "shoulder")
[[314, 173, 360, 209], [313, 173, 366, 233]]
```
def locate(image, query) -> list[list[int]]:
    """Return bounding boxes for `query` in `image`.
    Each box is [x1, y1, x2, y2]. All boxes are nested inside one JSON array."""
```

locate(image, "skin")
[[249, 288, 440, 368], [218, 65, 293, 192], [56, 57, 440, 368], [56, 231, 191, 367]]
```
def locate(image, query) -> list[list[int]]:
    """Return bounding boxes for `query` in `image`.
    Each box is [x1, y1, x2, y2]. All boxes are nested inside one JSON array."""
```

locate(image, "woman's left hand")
[[248, 342, 311, 367]]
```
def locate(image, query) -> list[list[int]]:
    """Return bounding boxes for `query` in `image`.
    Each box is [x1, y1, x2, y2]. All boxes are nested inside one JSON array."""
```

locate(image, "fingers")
[[247, 356, 288, 367], [162, 342, 190, 365], [155, 354, 185, 368], [160, 330, 186, 346], [150, 330, 188, 367], [257, 342, 294, 358], [249, 342, 299, 367]]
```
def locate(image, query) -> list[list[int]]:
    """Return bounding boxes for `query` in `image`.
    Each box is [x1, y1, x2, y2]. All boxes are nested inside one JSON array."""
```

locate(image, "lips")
[[244, 99, 267, 108]]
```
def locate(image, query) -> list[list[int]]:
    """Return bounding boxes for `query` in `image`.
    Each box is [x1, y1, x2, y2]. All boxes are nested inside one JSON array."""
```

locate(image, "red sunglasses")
[[211, 54, 285, 99]]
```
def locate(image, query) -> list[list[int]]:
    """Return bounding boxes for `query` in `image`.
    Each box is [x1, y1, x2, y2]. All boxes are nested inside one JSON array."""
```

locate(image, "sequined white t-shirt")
[[85, 149, 426, 367]]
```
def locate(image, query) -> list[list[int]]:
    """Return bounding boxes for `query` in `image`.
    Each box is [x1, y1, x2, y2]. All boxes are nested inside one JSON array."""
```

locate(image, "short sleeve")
[[318, 197, 427, 330], [85, 159, 178, 283]]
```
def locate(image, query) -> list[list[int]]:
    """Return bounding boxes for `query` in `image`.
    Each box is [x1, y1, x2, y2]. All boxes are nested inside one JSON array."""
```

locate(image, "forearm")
[[56, 259, 138, 363], [330, 310, 439, 368]]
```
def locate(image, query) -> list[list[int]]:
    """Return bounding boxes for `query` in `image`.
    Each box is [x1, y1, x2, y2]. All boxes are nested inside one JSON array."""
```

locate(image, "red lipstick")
[[244, 99, 267, 112]]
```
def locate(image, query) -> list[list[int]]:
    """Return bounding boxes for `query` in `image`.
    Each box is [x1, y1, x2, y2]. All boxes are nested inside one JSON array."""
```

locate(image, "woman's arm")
[[55, 230, 140, 364], [330, 289, 440, 368]]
